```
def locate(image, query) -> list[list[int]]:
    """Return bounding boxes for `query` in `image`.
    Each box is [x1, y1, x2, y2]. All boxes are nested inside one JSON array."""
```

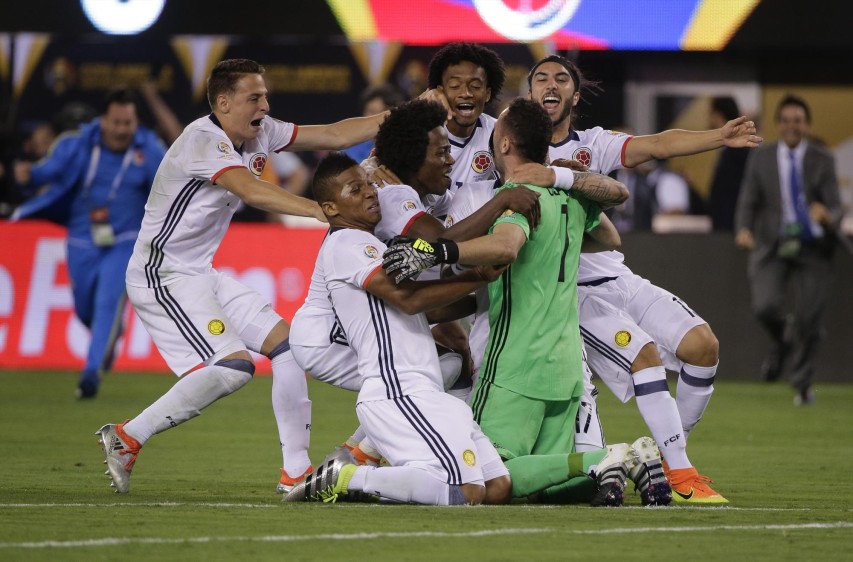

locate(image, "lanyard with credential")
[[81, 144, 135, 205]]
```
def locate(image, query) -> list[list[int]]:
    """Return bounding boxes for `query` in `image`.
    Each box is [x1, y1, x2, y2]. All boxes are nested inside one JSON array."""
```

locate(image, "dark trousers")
[[748, 244, 834, 391]]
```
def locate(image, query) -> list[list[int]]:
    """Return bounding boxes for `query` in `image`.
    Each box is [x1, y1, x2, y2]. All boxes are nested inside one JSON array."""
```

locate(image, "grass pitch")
[[0, 370, 851, 561]]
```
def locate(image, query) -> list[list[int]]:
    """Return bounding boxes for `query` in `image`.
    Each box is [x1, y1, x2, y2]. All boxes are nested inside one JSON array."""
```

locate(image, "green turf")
[[0, 370, 851, 561]]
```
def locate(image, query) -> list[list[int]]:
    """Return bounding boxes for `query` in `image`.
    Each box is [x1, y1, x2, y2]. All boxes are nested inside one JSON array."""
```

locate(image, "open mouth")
[[455, 103, 476, 118], [250, 118, 263, 127], [542, 95, 561, 111]]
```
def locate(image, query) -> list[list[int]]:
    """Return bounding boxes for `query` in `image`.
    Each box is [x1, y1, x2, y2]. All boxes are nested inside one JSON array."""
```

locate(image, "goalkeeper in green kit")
[[383, 99, 664, 505]]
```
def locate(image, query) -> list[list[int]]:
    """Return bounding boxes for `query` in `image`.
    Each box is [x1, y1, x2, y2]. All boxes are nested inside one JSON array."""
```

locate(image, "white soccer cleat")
[[590, 442, 636, 507], [627, 436, 672, 506], [95, 422, 141, 494]]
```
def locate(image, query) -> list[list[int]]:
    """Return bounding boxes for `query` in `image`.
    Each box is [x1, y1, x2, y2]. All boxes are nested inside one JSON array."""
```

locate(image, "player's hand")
[[505, 163, 557, 188], [369, 165, 401, 188], [721, 116, 763, 148], [735, 228, 755, 250], [418, 88, 453, 121], [474, 263, 509, 282], [497, 186, 541, 230], [551, 158, 588, 171], [382, 236, 459, 283]]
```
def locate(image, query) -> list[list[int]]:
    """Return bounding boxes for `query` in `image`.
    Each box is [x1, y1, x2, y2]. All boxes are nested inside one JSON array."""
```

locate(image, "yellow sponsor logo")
[[413, 239, 434, 253], [501, 209, 515, 217], [208, 319, 226, 335], [614, 330, 631, 347], [462, 449, 476, 467]]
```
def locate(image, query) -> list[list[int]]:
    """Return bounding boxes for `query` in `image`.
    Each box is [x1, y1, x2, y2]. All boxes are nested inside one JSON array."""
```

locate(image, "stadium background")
[[1, 0, 851, 378]]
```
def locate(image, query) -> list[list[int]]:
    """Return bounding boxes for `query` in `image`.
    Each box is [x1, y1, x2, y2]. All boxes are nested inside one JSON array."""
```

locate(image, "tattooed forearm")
[[572, 172, 629, 209]]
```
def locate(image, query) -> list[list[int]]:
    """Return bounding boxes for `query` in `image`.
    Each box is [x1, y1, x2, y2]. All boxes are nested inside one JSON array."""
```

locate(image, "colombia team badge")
[[572, 147, 592, 167], [249, 153, 267, 176], [614, 330, 631, 347], [470, 150, 493, 174]]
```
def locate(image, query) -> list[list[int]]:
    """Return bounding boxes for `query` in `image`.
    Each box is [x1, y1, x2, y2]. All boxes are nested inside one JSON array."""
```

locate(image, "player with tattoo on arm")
[[529, 55, 761, 503], [384, 100, 656, 507]]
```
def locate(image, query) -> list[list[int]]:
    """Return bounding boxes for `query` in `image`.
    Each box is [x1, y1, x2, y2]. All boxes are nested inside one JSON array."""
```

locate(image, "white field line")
[[1, 522, 851, 549], [0, 503, 816, 512]]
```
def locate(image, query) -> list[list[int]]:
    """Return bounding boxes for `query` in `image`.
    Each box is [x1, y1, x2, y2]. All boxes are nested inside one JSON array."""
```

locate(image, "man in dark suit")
[[735, 95, 842, 405]]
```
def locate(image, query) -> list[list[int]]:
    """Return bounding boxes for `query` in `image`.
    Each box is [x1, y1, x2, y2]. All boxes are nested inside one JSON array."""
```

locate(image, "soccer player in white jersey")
[[287, 99, 544, 471], [528, 55, 762, 503], [95, 59, 409, 494], [427, 42, 504, 190], [284, 152, 513, 505]]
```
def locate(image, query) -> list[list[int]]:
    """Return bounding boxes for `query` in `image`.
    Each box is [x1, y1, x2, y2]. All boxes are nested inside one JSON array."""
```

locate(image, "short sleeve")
[[323, 229, 386, 290], [185, 129, 246, 183], [576, 194, 602, 232], [374, 184, 427, 242], [445, 180, 495, 227], [267, 117, 298, 153], [590, 127, 632, 174], [492, 209, 530, 239]]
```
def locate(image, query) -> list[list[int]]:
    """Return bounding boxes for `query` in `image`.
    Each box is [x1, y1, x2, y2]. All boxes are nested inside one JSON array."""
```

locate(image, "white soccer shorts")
[[291, 341, 361, 392], [356, 390, 508, 486], [579, 274, 706, 402], [127, 272, 282, 375]]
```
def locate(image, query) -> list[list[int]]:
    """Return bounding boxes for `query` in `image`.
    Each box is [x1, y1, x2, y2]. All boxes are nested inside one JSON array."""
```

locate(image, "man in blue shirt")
[[14, 87, 166, 398]]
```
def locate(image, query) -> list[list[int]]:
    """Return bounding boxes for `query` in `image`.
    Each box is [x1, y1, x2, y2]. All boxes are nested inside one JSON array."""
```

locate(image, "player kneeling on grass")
[[284, 153, 511, 505]]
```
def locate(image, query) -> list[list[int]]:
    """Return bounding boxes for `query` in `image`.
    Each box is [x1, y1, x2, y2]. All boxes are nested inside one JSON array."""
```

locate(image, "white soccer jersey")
[[289, 229, 338, 347], [444, 180, 497, 374], [126, 115, 296, 288], [322, 228, 445, 402], [548, 126, 634, 284], [373, 183, 453, 243], [448, 114, 498, 192]]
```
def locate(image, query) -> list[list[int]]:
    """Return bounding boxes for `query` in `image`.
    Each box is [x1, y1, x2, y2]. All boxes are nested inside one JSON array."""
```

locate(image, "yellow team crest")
[[614, 330, 631, 347], [462, 449, 476, 467], [208, 319, 226, 335]]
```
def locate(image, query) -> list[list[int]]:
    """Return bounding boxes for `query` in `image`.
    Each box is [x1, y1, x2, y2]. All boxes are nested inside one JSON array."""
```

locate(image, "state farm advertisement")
[[0, 221, 325, 374]]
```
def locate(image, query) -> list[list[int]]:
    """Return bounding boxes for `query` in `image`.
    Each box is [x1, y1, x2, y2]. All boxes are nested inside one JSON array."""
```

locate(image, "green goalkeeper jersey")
[[477, 182, 600, 401]]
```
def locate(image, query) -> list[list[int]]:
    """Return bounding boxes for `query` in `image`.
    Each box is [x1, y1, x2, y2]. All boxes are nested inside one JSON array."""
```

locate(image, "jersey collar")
[[550, 129, 581, 148], [447, 117, 482, 149], [208, 113, 243, 155]]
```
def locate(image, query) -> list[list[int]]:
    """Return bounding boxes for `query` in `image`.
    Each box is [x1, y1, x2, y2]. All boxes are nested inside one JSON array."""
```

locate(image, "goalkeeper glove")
[[382, 237, 459, 283]]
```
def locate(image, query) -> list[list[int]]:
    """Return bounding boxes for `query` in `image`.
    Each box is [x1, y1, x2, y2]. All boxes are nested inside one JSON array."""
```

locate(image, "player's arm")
[[215, 167, 326, 222], [364, 266, 493, 316], [288, 112, 389, 152], [581, 212, 621, 252], [506, 163, 627, 209], [425, 296, 478, 324], [623, 116, 762, 168], [455, 222, 527, 265], [404, 186, 540, 243]]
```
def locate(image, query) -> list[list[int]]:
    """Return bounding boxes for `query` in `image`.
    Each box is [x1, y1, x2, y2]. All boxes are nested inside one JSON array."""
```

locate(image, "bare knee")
[[483, 475, 512, 505], [460, 483, 486, 505], [630, 342, 663, 373], [676, 324, 719, 367]]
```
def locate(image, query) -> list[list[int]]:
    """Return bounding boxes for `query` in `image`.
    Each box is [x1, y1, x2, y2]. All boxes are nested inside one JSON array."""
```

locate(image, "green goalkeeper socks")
[[505, 448, 607, 497]]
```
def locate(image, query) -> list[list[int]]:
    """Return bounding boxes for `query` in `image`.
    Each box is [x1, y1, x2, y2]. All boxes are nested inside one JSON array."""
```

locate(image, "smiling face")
[[528, 61, 579, 138], [322, 165, 381, 230], [215, 73, 270, 148], [777, 103, 809, 149], [410, 126, 455, 197], [441, 61, 491, 137], [100, 102, 138, 152]]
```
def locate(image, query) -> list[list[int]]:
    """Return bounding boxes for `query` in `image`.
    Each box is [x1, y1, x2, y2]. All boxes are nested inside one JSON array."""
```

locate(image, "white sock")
[[357, 466, 451, 505], [632, 366, 691, 469], [271, 350, 312, 476], [347, 426, 367, 446], [677, 363, 717, 437], [124, 363, 252, 445]]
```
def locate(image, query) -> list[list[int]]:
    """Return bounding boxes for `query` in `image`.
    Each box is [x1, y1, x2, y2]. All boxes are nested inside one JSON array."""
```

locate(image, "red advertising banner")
[[0, 221, 326, 374]]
